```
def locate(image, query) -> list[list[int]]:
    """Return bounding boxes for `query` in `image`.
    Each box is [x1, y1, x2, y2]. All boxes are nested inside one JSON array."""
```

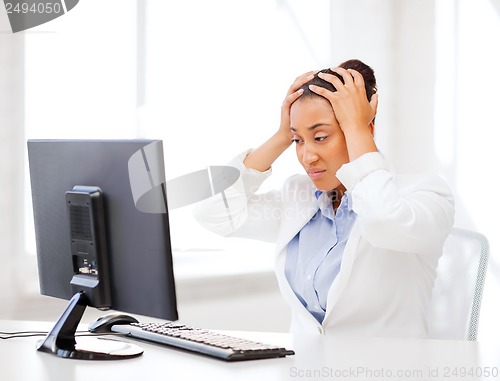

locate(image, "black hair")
[[299, 59, 377, 102]]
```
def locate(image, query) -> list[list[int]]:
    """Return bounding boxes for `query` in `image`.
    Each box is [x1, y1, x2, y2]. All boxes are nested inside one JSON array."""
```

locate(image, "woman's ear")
[[369, 121, 375, 136]]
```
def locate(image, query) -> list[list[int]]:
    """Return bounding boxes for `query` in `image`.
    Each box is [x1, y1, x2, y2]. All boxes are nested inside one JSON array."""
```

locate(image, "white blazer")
[[193, 151, 455, 338]]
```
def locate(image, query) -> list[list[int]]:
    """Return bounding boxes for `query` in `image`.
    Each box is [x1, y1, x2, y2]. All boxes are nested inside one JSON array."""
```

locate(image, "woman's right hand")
[[243, 70, 317, 172], [278, 71, 317, 140]]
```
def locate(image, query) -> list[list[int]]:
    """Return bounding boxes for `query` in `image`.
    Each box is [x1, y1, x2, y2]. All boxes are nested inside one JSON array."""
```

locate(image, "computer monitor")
[[27, 139, 178, 360]]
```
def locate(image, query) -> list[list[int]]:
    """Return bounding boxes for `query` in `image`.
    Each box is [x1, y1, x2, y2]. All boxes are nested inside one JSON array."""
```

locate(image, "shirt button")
[[306, 274, 312, 281]]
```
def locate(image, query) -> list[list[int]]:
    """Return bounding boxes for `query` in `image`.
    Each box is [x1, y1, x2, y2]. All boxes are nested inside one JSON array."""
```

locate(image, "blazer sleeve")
[[336, 152, 455, 255], [192, 149, 285, 243]]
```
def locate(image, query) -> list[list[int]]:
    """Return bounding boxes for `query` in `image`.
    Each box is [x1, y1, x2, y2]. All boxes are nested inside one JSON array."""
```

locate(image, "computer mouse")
[[88, 313, 139, 333]]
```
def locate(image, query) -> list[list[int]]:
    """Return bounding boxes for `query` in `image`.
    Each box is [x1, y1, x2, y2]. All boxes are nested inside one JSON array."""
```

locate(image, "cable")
[[0, 331, 48, 339], [0, 330, 123, 340]]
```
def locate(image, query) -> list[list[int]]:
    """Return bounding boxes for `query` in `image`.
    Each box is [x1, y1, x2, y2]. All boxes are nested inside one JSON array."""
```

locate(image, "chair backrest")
[[427, 228, 489, 341]]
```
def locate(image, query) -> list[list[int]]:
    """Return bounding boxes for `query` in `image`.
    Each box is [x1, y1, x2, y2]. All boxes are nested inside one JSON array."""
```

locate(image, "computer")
[[27, 139, 295, 361], [28, 139, 177, 359]]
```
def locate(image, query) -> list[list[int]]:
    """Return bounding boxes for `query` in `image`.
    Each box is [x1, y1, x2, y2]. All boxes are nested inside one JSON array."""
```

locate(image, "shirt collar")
[[314, 189, 353, 212]]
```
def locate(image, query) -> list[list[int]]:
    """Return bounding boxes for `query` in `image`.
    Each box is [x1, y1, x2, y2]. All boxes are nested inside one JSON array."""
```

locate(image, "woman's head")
[[290, 59, 377, 192], [298, 59, 377, 103]]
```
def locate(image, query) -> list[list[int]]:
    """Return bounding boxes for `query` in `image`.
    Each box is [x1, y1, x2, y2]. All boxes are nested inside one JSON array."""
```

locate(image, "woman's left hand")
[[309, 67, 378, 133], [309, 67, 379, 161]]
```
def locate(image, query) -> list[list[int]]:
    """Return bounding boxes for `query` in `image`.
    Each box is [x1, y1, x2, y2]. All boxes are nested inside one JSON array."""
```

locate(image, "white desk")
[[2, 320, 500, 381]]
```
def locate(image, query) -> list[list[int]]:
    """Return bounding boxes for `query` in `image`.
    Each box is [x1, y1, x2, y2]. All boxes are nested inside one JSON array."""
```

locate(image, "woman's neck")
[[328, 185, 347, 212]]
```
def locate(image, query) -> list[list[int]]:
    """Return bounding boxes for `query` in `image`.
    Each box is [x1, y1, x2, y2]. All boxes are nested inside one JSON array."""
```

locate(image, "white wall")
[[451, 0, 500, 342], [0, 10, 27, 308], [329, 0, 437, 174]]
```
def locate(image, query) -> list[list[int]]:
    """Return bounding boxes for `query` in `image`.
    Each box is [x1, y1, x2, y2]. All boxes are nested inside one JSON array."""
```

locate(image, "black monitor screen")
[[27, 139, 178, 322]]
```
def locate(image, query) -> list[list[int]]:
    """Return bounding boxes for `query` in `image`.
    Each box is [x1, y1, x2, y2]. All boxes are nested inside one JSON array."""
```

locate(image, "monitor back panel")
[[27, 140, 178, 321]]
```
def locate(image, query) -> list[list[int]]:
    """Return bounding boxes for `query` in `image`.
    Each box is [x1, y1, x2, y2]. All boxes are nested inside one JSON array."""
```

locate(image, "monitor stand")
[[37, 292, 143, 360]]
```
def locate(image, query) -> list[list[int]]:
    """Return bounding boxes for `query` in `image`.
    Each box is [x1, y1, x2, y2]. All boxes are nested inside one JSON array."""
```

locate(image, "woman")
[[194, 59, 455, 337]]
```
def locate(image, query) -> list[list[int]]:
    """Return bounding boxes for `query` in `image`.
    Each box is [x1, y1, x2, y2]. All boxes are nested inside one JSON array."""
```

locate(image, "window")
[[24, 0, 332, 276]]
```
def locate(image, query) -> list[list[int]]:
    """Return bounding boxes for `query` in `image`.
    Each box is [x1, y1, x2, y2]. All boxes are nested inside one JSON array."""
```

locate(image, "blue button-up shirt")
[[285, 190, 357, 323]]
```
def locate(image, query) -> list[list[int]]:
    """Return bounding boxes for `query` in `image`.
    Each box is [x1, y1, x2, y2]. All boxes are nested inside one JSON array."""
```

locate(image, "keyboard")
[[111, 321, 295, 361]]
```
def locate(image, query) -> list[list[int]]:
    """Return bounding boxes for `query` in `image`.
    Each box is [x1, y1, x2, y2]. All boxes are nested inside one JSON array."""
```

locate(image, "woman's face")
[[290, 96, 349, 191]]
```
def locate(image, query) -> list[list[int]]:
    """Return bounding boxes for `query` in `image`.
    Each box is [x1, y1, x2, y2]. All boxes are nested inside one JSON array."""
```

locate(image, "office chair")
[[427, 228, 489, 341]]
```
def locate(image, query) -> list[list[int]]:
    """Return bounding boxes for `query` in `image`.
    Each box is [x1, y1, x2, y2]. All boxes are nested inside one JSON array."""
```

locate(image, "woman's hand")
[[244, 70, 318, 172], [310, 67, 378, 133], [309, 67, 379, 161], [278, 70, 317, 141]]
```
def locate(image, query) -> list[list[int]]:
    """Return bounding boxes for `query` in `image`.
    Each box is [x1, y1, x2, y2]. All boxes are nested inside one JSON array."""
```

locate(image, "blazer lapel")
[[322, 221, 362, 324], [273, 190, 319, 323], [274, 198, 318, 256]]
